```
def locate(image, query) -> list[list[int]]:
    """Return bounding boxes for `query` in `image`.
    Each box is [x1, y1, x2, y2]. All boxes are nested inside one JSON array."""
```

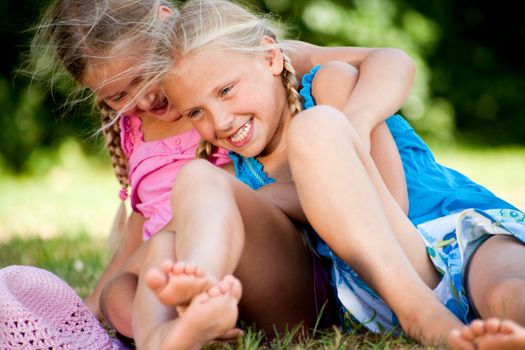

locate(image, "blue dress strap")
[[299, 64, 321, 110], [228, 151, 275, 190]]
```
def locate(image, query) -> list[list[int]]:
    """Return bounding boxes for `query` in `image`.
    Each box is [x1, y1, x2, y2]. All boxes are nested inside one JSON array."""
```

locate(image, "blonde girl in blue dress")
[[136, 0, 525, 348], [32, 0, 431, 348]]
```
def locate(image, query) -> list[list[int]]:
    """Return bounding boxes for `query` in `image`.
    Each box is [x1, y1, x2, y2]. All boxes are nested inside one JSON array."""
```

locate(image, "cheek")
[[192, 119, 216, 141]]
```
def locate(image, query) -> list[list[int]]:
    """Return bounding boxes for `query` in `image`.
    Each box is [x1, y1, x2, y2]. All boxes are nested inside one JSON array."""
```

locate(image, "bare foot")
[[208, 275, 244, 340], [449, 318, 525, 350], [145, 260, 213, 308], [398, 298, 463, 346], [160, 275, 242, 350]]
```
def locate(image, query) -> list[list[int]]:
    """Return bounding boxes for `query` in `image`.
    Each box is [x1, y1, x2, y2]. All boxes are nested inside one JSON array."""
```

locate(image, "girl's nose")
[[136, 88, 161, 112], [212, 110, 235, 133]]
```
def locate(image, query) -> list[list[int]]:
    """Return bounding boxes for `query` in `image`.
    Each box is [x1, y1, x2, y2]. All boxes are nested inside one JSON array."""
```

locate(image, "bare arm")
[[83, 209, 145, 319], [270, 42, 414, 215], [285, 41, 415, 150]]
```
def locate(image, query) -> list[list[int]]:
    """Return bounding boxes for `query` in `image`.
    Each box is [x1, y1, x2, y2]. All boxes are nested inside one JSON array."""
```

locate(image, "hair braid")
[[98, 101, 130, 199], [281, 52, 303, 118], [196, 139, 214, 159]]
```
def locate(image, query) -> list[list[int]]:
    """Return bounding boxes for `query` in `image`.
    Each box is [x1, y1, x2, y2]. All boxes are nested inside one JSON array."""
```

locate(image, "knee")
[[172, 159, 228, 198], [478, 278, 525, 317], [287, 105, 356, 158], [174, 159, 218, 189]]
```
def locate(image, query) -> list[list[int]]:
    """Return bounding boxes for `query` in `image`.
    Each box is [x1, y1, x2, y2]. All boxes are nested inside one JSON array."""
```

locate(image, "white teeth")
[[231, 120, 251, 143]]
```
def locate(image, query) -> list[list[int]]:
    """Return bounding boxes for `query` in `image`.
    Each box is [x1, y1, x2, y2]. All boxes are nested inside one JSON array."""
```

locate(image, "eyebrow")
[[103, 76, 143, 101], [178, 78, 235, 115]]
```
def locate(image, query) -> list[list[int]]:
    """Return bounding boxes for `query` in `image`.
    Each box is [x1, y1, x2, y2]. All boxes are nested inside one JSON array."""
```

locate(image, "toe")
[[470, 319, 486, 337], [173, 261, 186, 274], [484, 318, 502, 334], [207, 285, 222, 297], [160, 259, 174, 273], [500, 319, 519, 335], [448, 329, 476, 350], [144, 268, 167, 290], [185, 263, 197, 275]]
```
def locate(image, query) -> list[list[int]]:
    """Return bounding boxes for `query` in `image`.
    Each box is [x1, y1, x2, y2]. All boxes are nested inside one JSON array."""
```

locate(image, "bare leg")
[[287, 106, 461, 344], [466, 235, 525, 323], [170, 160, 318, 333], [100, 272, 137, 337], [448, 235, 525, 349], [100, 239, 151, 337], [132, 231, 180, 349]]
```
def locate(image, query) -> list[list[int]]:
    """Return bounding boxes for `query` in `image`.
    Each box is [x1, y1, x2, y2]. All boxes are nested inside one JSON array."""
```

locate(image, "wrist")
[[344, 109, 374, 134]]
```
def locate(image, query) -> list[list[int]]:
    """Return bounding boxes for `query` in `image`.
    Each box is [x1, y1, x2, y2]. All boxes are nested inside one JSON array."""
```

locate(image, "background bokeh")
[[0, 0, 524, 239], [1, 0, 524, 174], [0, 4, 523, 346]]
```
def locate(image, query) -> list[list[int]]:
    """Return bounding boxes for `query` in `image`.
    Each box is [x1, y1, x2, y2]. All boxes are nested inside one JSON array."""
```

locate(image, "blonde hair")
[[151, 0, 302, 159], [30, 0, 176, 195]]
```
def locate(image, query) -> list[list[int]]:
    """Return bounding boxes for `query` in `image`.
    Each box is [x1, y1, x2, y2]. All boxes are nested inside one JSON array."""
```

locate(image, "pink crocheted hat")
[[0, 265, 120, 350]]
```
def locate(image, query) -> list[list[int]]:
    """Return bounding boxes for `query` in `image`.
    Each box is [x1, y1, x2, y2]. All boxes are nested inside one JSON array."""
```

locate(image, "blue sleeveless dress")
[[229, 65, 525, 332]]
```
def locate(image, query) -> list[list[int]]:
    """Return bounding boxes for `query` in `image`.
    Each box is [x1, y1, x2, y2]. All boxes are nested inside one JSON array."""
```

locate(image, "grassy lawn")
[[0, 144, 523, 349]]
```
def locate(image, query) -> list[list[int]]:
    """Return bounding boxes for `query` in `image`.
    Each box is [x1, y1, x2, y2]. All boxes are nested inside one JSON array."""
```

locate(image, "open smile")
[[227, 119, 253, 148], [149, 97, 169, 115]]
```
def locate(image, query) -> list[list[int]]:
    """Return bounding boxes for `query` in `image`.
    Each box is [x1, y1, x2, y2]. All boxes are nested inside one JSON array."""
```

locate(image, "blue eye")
[[220, 85, 233, 97]]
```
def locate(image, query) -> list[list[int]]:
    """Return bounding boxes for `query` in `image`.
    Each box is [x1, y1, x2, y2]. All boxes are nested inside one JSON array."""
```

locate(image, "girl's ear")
[[158, 5, 173, 21], [260, 36, 284, 76]]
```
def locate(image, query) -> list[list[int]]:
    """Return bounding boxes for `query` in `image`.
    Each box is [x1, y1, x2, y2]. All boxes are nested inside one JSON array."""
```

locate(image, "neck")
[[260, 103, 293, 157], [257, 109, 293, 182], [141, 116, 193, 142]]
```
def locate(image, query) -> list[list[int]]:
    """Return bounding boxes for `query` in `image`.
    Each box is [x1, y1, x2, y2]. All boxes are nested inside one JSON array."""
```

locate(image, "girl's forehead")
[[83, 56, 142, 95], [175, 48, 258, 76]]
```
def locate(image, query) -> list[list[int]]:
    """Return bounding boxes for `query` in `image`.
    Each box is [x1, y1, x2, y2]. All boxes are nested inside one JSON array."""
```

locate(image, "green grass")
[[0, 141, 119, 240], [0, 144, 523, 349], [0, 234, 107, 299]]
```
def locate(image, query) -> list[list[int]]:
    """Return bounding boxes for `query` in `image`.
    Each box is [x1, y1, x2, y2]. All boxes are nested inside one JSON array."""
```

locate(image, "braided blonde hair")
[[97, 101, 130, 197], [97, 103, 130, 251], [281, 51, 303, 119]]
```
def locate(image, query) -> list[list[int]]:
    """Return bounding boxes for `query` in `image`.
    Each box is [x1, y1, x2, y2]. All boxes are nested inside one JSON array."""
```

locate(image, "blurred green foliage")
[[0, 0, 102, 173], [1, 0, 524, 173]]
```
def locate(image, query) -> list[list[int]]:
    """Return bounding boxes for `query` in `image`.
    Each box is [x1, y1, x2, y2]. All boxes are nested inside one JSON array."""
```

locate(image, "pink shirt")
[[120, 115, 230, 240]]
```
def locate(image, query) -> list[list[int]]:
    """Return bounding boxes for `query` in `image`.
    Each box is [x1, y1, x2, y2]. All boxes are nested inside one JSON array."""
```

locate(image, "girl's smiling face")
[[79, 5, 181, 123], [83, 54, 181, 122], [162, 43, 289, 158]]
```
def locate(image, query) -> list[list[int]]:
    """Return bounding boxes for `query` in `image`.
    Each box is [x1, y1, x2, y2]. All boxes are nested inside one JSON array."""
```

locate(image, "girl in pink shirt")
[[33, 0, 417, 347]]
